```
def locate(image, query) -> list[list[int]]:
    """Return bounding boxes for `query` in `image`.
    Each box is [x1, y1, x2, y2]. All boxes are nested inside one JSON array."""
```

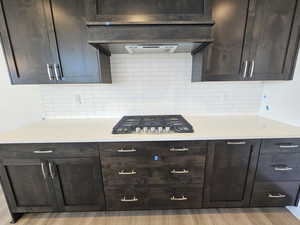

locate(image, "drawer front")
[[99, 141, 207, 158], [256, 153, 300, 181], [251, 182, 299, 207], [106, 187, 147, 210], [102, 163, 205, 186], [261, 139, 300, 154], [0, 143, 99, 158], [105, 185, 202, 211], [148, 186, 202, 209]]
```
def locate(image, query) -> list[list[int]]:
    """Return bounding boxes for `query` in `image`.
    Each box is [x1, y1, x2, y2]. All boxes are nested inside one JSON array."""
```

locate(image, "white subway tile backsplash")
[[40, 53, 264, 119]]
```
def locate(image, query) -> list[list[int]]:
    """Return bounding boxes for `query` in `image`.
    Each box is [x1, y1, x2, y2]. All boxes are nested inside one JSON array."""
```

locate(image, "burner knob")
[[158, 127, 163, 133], [150, 127, 156, 133], [135, 127, 141, 133], [165, 127, 170, 133], [143, 127, 148, 133]]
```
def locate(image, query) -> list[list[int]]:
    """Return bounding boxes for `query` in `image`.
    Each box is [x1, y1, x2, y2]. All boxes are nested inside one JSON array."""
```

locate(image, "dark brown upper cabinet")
[[248, 0, 300, 80], [51, 0, 111, 84], [86, 0, 212, 25], [203, 140, 260, 207], [0, 0, 111, 84], [0, 0, 59, 84], [195, 0, 300, 81]]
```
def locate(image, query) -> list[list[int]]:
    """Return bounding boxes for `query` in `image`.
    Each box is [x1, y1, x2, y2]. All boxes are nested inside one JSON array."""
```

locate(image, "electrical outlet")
[[74, 94, 82, 105]]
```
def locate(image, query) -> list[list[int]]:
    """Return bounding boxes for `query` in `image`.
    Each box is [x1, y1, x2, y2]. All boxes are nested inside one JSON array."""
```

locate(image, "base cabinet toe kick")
[[0, 139, 300, 223]]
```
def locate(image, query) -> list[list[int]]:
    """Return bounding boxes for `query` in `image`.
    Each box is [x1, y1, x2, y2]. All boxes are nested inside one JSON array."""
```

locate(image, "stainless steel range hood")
[[125, 44, 178, 54]]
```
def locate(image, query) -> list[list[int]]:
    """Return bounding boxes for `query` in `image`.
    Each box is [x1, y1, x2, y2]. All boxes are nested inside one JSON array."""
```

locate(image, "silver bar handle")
[[118, 170, 137, 175], [170, 196, 188, 201], [279, 145, 299, 149], [268, 193, 286, 198], [41, 162, 47, 179], [47, 64, 53, 80], [117, 148, 137, 153], [171, 169, 189, 174], [33, 150, 54, 154], [169, 147, 189, 152], [243, 60, 249, 79], [48, 162, 55, 179], [227, 141, 246, 145], [250, 60, 255, 78], [274, 166, 293, 171], [54, 64, 62, 80], [121, 196, 138, 202]]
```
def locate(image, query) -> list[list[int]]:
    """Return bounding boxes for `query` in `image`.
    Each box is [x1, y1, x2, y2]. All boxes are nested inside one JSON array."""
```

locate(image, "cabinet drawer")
[[102, 163, 205, 186], [105, 185, 202, 211], [261, 139, 300, 154], [0, 143, 99, 158], [251, 182, 299, 207], [99, 141, 207, 158], [256, 153, 300, 181], [101, 154, 205, 169]]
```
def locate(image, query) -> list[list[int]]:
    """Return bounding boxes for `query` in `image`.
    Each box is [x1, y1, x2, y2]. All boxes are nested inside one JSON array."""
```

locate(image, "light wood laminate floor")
[[1, 187, 299, 225]]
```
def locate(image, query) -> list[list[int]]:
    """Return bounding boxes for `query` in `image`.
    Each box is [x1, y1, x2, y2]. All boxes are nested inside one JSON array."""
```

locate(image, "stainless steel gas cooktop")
[[112, 115, 194, 134]]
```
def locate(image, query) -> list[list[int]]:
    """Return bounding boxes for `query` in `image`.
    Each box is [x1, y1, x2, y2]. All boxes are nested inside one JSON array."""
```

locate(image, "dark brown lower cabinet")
[[251, 181, 300, 207], [105, 185, 202, 211], [203, 140, 260, 207], [50, 157, 105, 211], [2, 139, 300, 224], [0, 155, 105, 222], [0, 158, 57, 213]]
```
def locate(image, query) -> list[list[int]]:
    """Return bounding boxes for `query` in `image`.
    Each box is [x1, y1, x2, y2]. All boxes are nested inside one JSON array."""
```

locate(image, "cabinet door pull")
[[243, 60, 249, 79], [121, 196, 138, 202], [47, 64, 54, 80], [279, 144, 299, 149], [48, 162, 55, 179], [118, 170, 137, 175], [227, 141, 246, 145], [41, 162, 47, 179], [170, 196, 188, 201], [117, 148, 137, 153], [250, 60, 255, 78], [274, 166, 293, 171], [33, 150, 54, 154], [268, 193, 286, 198], [171, 169, 189, 174], [169, 147, 189, 152], [54, 63, 62, 80]]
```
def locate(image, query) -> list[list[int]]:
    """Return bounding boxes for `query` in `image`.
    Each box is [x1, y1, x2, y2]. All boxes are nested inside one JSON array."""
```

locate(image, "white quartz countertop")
[[0, 116, 300, 144]]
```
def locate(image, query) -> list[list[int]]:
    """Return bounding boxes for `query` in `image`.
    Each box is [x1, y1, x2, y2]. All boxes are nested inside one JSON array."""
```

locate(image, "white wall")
[[0, 44, 42, 133], [260, 55, 300, 126], [40, 53, 264, 119]]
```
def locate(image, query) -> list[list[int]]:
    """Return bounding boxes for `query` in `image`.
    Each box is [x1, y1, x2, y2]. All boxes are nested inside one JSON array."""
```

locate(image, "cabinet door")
[[249, 0, 300, 80], [51, 0, 111, 83], [86, 0, 211, 25], [50, 157, 105, 211], [201, 0, 252, 81], [203, 140, 260, 207], [0, 0, 59, 84], [0, 159, 57, 213]]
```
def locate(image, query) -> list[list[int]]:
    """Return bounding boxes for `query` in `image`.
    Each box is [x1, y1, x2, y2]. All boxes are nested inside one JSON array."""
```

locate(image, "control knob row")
[[136, 127, 171, 133]]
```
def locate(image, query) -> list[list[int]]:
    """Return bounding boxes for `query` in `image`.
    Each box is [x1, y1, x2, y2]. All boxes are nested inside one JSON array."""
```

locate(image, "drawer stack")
[[99, 141, 207, 210], [251, 139, 300, 207]]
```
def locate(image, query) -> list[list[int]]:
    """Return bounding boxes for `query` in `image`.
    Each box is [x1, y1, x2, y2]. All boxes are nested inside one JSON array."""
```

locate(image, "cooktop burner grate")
[[112, 115, 194, 134]]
